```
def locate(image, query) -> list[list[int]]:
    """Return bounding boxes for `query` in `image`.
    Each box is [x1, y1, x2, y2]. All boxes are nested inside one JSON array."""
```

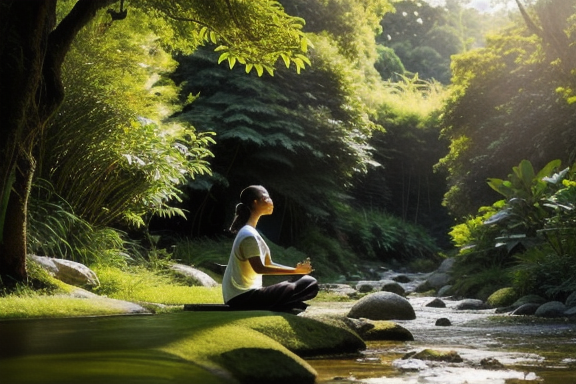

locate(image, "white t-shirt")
[[222, 225, 270, 303]]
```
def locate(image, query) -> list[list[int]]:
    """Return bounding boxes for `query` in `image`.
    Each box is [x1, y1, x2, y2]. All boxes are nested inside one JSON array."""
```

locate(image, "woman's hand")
[[294, 257, 314, 274]]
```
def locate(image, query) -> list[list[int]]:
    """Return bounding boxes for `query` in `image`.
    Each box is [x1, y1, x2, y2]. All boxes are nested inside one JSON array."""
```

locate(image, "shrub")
[[486, 287, 519, 308]]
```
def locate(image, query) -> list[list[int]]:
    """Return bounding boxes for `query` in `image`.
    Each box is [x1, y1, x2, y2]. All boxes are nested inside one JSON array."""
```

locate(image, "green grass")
[[92, 265, 223, 305], [0, 295, 128, 319], [0, 262, 223, 320]]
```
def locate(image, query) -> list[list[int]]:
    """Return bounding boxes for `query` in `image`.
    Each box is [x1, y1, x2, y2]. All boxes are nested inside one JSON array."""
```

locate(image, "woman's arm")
[[248, 255, 313, 275]]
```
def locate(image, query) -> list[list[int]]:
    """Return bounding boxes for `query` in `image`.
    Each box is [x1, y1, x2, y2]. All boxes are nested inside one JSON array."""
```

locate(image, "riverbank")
[[1, 307, 368, 384], [307, 296, 576, 384], [3, 289, 576, 384]]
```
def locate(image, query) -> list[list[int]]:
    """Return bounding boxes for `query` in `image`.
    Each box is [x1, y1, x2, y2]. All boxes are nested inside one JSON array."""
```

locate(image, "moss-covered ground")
[[0, 265, 365, 384]]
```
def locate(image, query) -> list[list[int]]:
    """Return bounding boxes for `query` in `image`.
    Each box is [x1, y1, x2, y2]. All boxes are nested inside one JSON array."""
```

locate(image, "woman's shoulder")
[[235, 225, 260, 241]]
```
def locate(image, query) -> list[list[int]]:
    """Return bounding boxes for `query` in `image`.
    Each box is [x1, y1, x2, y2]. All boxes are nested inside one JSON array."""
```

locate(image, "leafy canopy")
[[132, 0, 312, 75]]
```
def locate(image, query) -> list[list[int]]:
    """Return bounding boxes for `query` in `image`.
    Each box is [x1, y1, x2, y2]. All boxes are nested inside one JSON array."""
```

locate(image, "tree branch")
[[41, 0, 117, 119], [48, 0, 117, 69], [514, 0, 543, 38]]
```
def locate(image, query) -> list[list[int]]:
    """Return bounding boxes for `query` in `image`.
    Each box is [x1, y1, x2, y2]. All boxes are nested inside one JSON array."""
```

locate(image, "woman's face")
[[253, 188, 274, 216]]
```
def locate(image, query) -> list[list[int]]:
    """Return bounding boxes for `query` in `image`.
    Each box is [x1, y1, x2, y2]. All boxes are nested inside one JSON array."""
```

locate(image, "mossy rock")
[[217, 347, 316, 384], [486, 287, 519, 308], [404, 349, 463, 363], [1, 311, 365, 384], [362, 321, 414, 341]]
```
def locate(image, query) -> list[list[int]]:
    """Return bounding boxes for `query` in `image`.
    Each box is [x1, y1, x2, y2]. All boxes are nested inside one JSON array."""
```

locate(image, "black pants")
[[226, 275, 319, 311]]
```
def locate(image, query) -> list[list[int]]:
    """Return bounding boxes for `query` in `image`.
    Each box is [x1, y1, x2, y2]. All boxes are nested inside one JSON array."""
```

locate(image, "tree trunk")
[[0, 0, 117, 286]]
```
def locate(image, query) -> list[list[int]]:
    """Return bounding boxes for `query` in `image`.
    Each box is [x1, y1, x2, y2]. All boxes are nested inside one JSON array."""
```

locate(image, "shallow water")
[[308, 296, 576, 384]]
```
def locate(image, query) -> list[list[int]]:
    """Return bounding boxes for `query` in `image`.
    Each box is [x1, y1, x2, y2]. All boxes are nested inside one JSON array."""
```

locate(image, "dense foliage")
[[438, 1, 576, 219], [0, 0, 314, 284], [450, 159, 576, 300]]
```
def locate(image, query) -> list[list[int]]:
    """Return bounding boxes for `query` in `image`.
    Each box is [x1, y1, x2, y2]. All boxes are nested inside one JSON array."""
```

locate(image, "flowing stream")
[[307, 275, 576, 384]]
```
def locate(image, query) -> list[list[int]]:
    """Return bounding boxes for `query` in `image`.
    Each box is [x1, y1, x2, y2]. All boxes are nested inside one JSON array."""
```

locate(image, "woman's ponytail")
[[228, 185, 265, 234]]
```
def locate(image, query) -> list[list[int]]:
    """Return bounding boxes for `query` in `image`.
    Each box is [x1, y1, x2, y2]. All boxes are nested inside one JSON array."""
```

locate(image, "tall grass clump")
[[27, 180, 132, 267], [378, 74, 447, 117]]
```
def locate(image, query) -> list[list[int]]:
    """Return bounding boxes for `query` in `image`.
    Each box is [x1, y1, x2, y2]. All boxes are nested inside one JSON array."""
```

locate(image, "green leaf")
[[217, 52, 229, 64], [281, 53, 290, 68], [301, 37, 308, 52], [536, 159, 562, 180], [209, 31, 217, 44], [295, 54, 311, 66], [487, 178, 514, 198], [254, 64, 264, 77], [228, 56, 237, 69]]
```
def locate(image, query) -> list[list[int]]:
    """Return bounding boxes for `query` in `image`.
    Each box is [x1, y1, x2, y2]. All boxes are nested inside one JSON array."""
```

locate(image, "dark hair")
[[229, 185, 266, 234]]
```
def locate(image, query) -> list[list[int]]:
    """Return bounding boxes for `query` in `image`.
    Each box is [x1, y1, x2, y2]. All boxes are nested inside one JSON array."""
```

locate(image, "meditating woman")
[[222, 185, 318, 312]]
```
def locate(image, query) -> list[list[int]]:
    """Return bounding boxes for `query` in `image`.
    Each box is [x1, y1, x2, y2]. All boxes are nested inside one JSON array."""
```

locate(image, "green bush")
[[486, 287, 519, 308], [449, 160, 576, 300], [335, 207, 440, 265], [512, 245, 576, 300]]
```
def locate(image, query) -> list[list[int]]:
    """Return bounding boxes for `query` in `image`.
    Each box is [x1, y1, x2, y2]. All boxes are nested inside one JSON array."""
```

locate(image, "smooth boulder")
[[170, 264, 218, 287], [535, 301, 566, 318], [348, 292, 416, 321], [30, 255, 99, 288]]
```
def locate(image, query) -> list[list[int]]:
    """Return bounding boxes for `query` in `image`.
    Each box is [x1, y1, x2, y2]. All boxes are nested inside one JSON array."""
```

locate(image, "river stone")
[[347, 292, 416, 321], [512, 294, 547, 308], [30, 255, 100, 288], [455, 299, 488, 310], [535, 301, 567, 318], [362, 320, 414, 341], [392, 274, 411, 283], [565, 291, 576, 308], [356, 281, 375, 293], [380, 280, 405, 296], [404, 348, 463, 363], [480, 357, 505, 370], [435, 318, 451, 326], [437, 285, 453, 297], [511, 303, 540, 316], [170, 264, 218, 287], [426, 298, 446, 308]]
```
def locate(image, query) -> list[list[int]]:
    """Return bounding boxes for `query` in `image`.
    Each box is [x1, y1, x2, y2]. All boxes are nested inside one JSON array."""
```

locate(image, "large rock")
[[416, 258, 455, 292], [30, 255, 99, 288], [348, 292, 416, 321], [565, 291, 576, 308], [535, 301, 566, 318], [455, 299, 488, 310], [511, 303, 540, 316], [425, 298, 446, 308], [512, 294, 546, 308], [355, 281, 376, 293], [170, 264, 218, 287], [380, 280, 405, 296]]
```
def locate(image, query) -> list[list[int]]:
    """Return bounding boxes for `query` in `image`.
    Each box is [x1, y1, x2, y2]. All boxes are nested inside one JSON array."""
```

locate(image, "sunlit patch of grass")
[[0, 295, 128, 319], [311, 290, 355, 302], [92, 265, 223, 305]]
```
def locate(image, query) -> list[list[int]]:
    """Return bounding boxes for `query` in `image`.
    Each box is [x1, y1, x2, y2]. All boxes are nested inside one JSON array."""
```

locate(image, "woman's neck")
[[246, 213, 261, 228]]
